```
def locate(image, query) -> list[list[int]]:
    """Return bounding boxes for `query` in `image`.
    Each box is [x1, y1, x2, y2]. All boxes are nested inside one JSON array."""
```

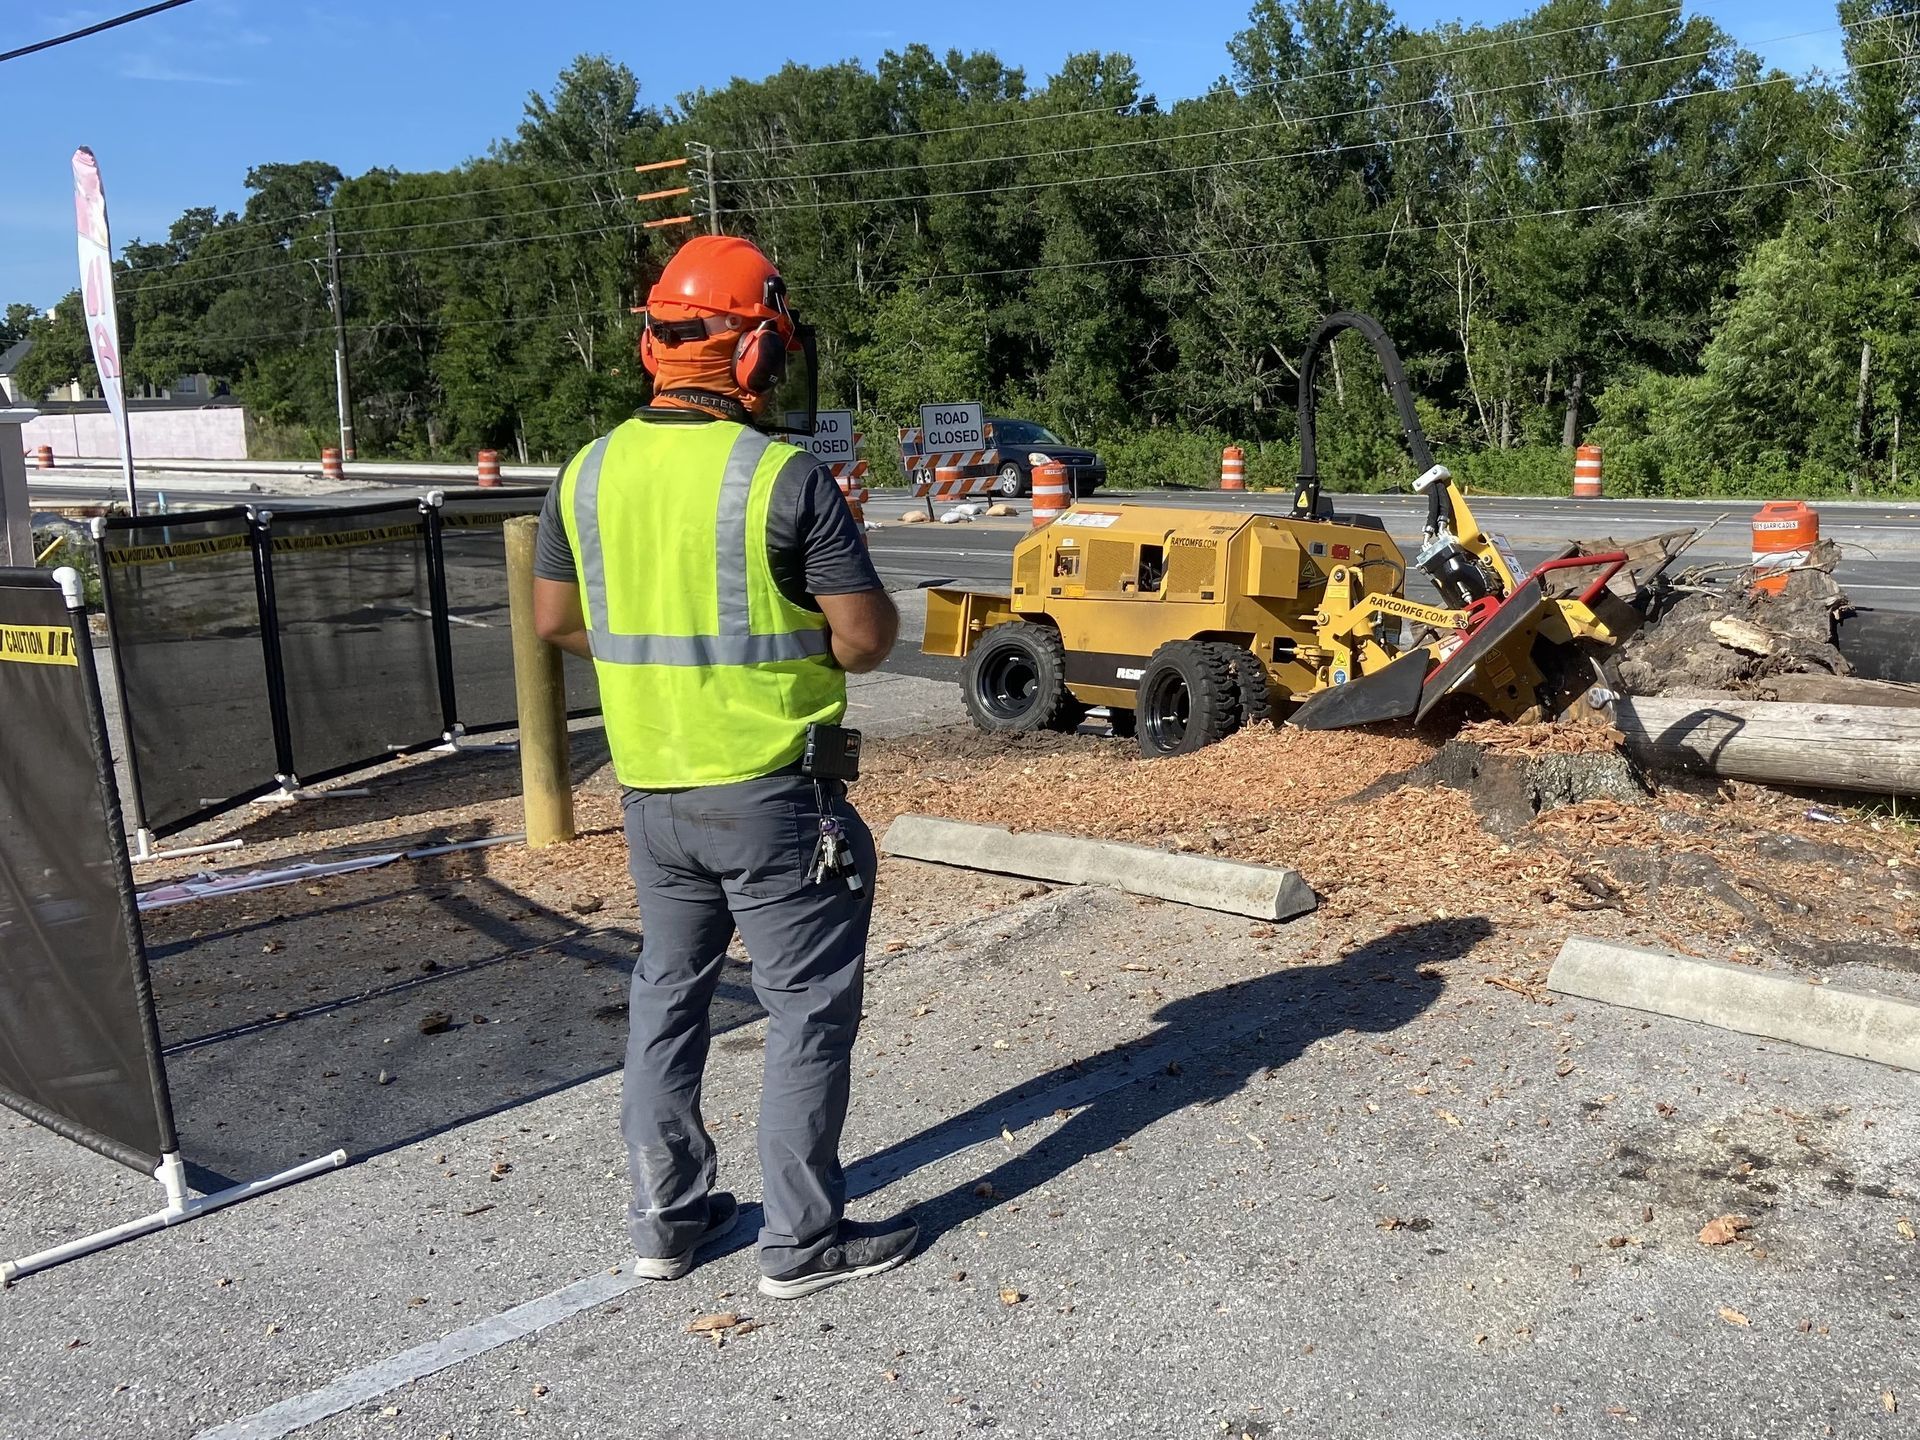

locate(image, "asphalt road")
[[860, 489, 1920, 613], [35, 470, 1920, 612]]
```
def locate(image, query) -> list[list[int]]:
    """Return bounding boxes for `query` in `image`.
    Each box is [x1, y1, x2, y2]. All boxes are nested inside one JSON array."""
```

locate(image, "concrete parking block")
[[1549, 934, 1920, 1071], [880, 814, 1317, 920]]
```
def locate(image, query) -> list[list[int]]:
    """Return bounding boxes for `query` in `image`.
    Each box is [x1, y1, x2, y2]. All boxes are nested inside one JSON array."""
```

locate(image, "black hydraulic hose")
[[1292, 311, 1448, 533]]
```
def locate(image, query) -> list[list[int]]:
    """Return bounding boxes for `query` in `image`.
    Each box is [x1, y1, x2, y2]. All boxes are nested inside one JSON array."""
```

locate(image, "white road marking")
[[192, 1000, 1280, 1439], [409, 606, 492, 628]]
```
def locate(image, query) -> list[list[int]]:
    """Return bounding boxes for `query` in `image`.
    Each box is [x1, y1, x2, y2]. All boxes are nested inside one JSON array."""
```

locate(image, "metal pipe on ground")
[[504, 516, 575, 847]]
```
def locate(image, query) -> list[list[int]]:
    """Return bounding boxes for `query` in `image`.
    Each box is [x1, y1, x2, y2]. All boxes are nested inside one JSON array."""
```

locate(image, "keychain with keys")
[[809, 780, 863, 893]]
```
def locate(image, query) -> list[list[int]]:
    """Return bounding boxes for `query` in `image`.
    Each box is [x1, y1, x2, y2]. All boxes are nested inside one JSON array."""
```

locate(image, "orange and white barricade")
[[829, 432, 871, 536], [921, 465, 996, 502], [898, 426, 998, 493]]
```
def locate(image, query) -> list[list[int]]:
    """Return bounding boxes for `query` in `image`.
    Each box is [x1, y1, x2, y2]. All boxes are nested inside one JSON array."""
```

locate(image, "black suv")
[[987, 419, 1107, 498]]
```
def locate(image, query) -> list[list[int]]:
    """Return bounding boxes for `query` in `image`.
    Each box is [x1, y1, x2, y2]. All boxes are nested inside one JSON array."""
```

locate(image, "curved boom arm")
[[1291, 310, 1449, 535]]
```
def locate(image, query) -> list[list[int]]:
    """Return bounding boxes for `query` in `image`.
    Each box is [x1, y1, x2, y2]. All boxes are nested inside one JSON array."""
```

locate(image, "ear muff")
[[732, 321, 788, 394]]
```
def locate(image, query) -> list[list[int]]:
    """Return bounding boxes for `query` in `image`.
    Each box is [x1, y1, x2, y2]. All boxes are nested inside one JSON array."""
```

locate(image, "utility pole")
[[324, 213, 356, 461], [687, 141, 720, 234]]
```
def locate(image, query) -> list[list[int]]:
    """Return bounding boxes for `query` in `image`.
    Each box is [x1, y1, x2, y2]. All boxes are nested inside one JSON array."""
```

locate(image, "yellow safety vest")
[[558, 416, 844, 789]]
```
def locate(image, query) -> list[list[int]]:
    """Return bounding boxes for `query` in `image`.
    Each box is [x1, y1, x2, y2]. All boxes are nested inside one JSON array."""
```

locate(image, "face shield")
[[757, 322, 818, 438]]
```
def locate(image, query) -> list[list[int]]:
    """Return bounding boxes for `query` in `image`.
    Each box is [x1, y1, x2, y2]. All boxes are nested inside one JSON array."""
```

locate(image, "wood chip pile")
[[852, 723, 1920, 970]]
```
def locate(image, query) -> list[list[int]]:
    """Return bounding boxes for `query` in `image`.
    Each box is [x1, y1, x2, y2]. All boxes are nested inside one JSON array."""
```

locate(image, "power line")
[[116, 165, 643, 280], [718, 59, 1900, 217], [204, 160, 1894, 347], [338, 220, 635, 262], [332, 165, 638, 220], [803, 161, 1899, 292], [713, 5, 1685, 158], [121, 216, 646, 299], [0, 0, 199, 64], [331, 194, 614, 240], [212, 302, 637, 349], [734, 18, 1861, 188]]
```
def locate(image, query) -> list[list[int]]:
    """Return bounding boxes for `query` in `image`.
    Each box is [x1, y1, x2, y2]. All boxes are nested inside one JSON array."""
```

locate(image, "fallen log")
[[1745, 673, 1920, 709], [1613, 696, 1920, 795]]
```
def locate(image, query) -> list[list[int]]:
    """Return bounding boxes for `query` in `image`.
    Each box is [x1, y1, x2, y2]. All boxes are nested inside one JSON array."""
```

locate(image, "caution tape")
[[0, 623, 78, 667], [442, 508, 540, 530], [270, 523, 422, 554], [104, 533, 251, 567]]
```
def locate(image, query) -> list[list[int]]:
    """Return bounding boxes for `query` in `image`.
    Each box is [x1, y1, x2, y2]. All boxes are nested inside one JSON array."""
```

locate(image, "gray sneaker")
[[757, 1215, 920, 1300], [631, 1192, 741, 1281]]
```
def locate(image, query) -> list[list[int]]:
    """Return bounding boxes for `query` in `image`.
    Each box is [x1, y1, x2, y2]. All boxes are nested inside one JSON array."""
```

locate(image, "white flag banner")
[[72, 146, 136, 507]]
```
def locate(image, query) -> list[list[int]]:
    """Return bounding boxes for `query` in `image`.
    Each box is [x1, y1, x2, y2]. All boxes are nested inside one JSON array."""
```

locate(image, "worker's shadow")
[[851, 914, 1490, 1249]]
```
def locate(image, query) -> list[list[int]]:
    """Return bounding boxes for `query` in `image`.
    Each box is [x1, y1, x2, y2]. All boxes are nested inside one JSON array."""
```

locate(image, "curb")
[[879, 815, 1317, 922], [1548, 935, 1920, 1072]]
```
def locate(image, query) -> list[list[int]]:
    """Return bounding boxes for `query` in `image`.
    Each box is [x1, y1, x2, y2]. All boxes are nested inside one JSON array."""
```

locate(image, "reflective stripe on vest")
[[570, 427, 829, 665]]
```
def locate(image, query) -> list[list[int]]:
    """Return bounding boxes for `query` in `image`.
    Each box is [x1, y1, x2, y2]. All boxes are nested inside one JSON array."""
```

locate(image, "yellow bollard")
[[504, 516, 575, 847]]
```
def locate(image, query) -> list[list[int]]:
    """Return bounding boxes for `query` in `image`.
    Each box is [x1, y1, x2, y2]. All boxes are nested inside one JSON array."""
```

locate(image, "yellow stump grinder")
[[925, 312, 1678, 757]]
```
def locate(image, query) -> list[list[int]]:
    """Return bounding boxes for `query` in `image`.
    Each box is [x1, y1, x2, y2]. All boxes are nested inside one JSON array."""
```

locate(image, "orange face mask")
[[650, 328, 753, 409]]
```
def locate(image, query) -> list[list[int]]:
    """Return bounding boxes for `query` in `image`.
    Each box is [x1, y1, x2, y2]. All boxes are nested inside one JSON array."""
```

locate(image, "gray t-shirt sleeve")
[[533, 486, 577, 582], [767, 452, 884, 609]]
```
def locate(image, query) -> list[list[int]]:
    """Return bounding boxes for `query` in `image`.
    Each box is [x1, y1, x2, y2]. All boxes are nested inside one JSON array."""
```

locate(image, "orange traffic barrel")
[[1752, 501, 1819, 594], [1220, 445, 1246, 491], [321, 446, 344, 481], [932, 464, 965, 503], [1030, 455, 1069, 527], [1573, 445, 1602, 499], [476, 449, 502, 487], [33, 445, 52, 469]]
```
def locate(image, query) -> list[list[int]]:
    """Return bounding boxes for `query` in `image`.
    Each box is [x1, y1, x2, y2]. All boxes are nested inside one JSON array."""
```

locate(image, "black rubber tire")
[[1219, 645, 1272, 727], [1135, 640, 1242, 757], [961, 622, 1073, 733], [994, 462, 1027, 498]]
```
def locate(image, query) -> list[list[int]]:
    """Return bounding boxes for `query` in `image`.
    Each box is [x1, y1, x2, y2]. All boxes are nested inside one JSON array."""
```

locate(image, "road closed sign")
[[920, 402, 985, 451], [785, 410, 857, 462]]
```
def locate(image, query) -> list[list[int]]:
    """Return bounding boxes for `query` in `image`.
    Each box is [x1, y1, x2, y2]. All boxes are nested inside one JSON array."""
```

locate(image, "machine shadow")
[[865, 915, 1489, 1250]]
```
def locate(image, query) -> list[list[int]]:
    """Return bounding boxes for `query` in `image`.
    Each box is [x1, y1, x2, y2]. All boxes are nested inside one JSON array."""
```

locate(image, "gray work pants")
[[620, 772, 876, 1275]]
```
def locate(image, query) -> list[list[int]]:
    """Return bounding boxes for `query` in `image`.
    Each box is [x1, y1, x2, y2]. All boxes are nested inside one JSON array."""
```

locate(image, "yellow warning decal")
[[105, 533, 252, 567], [0, 623, 79, 666], [270, 523, 420, 554], [442, 509, 535, 530]]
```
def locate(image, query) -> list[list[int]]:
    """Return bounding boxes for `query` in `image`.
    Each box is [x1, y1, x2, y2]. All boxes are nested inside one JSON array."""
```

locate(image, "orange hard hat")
[[646, 234, 791, 337]]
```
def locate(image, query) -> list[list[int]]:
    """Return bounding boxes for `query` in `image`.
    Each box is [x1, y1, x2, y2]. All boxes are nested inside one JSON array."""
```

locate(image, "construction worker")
[[531, 234, 916, 1299]]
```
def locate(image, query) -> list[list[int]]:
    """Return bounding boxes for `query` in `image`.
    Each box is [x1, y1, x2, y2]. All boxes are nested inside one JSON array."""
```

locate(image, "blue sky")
[[0, 1, 1852, 308]]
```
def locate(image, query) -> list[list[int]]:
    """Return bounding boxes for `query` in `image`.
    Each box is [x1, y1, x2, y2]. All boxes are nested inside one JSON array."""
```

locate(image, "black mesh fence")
[[97, 508, 281, 836], [434, 490, 600, 733], [264, 502, 446, 784], [0, 568, 177, 1172], [98, 492, 604, 835]]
